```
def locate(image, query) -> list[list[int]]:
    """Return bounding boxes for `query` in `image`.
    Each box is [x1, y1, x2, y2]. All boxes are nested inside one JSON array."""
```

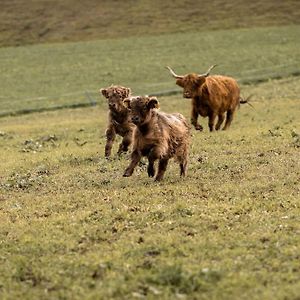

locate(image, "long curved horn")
[[166, 66, 184, 79], [199, 64, 217, 77]]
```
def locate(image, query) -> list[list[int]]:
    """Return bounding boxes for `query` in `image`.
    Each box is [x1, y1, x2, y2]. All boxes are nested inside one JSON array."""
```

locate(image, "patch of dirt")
[[21, 135, 59, 153]]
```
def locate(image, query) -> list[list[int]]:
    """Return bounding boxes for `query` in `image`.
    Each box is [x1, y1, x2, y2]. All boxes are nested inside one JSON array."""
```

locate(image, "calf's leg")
[[180, 159, 188, 177], [123, 150, 142, 177], [155, 159, 169, 181], [147, 158, 156, 177], [147, 148, 159, 177], [117, 132, 132, 155], [105, 127, 116, 157]]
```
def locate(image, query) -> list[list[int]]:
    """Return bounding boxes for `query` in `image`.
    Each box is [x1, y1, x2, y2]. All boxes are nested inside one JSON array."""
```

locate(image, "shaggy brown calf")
[[123, 96, 190, 181], [167, 65, 245, 131], [100, 85, 135, 157]]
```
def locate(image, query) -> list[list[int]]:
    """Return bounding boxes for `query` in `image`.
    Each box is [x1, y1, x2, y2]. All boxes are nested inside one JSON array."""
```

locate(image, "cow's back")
[[158, 112, 189, 136], [157, 112, 190, 158], [204, 75, 240, 111]]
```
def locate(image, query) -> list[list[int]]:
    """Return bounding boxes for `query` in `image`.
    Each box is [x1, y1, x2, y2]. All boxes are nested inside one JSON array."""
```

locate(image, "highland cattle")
[[166, 65, 247, 131], [100, 85, 135, 157], [123, 96, 190, 181]]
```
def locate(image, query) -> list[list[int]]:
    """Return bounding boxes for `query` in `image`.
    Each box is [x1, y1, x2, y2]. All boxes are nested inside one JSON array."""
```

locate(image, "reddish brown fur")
[[123, 96, 190, 181], [175, 73, 241, 131], [100, 85, 135, 157]]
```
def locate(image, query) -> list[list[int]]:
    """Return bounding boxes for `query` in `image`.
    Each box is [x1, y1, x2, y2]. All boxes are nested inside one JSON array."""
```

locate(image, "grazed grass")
[[0, 25, 300, 116], [0, 77, 299, 299]]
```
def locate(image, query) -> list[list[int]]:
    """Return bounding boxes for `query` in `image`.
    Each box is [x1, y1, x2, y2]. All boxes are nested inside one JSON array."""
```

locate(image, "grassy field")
[[1, 25, 300, 116], [0, 76, 300, 299], [1, 0, 300, 47], [1, 0, 300, 298]]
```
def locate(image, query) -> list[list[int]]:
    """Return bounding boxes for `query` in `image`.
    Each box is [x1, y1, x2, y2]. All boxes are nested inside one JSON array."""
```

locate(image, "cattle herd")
[[100, 66, 249, 181]]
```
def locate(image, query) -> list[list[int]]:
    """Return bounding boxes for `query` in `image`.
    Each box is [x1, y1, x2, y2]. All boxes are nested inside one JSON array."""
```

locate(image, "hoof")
[[195, 125, 203, 131]]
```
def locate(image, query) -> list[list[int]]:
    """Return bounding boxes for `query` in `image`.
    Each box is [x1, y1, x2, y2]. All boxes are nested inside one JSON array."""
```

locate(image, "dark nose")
[[109, 103, 116, 109], [132, 116, 140, 123]]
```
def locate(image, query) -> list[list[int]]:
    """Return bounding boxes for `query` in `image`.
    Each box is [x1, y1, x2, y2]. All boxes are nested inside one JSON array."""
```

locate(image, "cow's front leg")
[[191, 107, 203, 131], [117, 131, 132, 155], [147, 149, 158, 177], [105, 126, 116, 158], [123, 150, 142, 177], [155, 159, 169, 181], [147, 161, 155, 177]]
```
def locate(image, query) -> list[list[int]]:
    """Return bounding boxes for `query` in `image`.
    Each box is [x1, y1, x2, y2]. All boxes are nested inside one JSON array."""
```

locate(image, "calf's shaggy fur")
[[167, 65, 245, 131], [100, 85, 135, 157], [123, 96, 190, 181]]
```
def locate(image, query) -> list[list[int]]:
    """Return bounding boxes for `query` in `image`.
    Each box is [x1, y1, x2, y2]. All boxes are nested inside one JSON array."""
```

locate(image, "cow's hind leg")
[[215, 113, 225, 131], [155, 159, 169, 181], [208, 112, 217, 132], [223, 109, 235, 130], [179, 159, 188, 177]]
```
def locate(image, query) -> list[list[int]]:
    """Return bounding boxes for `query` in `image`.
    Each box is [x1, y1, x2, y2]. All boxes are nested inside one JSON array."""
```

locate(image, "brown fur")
[[123, 96, 190, 181], [100, 85, 135, 157], [175, 73, 241, 131]]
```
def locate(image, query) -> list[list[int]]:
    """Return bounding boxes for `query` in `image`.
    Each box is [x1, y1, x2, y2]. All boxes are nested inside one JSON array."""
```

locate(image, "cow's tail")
[[240, 94, 255, 109]]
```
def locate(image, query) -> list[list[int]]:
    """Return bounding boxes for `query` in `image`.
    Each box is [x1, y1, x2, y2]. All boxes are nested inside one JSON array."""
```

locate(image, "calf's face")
[[100, 86, 131, 113], [176, 74, 206, 98], [124, 96, 159, 126]]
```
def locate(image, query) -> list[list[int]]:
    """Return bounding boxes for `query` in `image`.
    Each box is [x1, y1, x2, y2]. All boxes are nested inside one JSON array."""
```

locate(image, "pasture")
[[1, 76, 300, 299], [1, 25, 300, 116], [1, 1, 300, 298]]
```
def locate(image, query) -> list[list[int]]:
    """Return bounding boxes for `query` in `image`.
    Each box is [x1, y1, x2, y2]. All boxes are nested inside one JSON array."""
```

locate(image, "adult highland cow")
[[166, 65, 246, 131]]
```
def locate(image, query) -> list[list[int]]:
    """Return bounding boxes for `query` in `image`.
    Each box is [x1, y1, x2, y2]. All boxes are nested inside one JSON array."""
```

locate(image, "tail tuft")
[[240, 95, 255, 109]]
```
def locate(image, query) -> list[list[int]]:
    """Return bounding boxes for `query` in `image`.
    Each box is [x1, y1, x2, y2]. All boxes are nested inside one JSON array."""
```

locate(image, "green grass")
[[1, 25, 300, 116], [1, 0, 300, 47], [1, 2, 300, 297], [0, 77, 300, 299]]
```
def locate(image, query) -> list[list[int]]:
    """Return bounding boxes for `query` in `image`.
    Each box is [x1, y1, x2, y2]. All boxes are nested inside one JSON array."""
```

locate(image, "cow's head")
[[166, 65, 217, 98], [100, 85, 131, 113], [123, 96, 159, 126]]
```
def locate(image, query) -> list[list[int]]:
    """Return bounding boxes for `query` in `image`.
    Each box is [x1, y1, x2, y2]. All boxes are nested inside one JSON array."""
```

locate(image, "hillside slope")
[[1, 0, 300, 47]]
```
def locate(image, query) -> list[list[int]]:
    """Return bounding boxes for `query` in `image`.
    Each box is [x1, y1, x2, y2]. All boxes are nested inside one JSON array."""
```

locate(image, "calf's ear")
[[147, 97, 159, 109], [124, 88, 131, 98], [123, 98, 131, 109], [100, 88, 108, 98]]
